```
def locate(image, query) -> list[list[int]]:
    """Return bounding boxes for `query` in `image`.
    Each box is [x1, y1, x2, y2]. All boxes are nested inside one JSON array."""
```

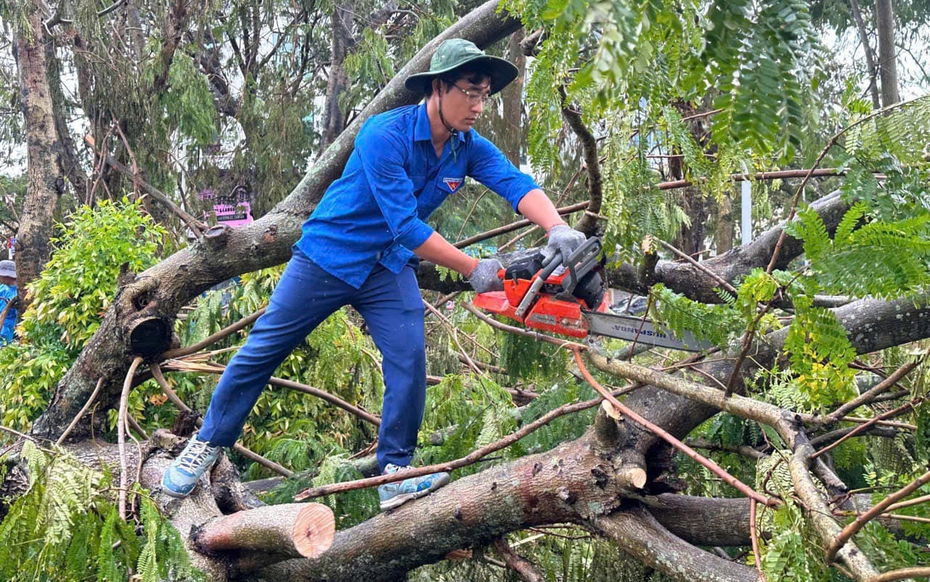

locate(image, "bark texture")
[[593, 507, 760, 582], [318, 1, 353, 151], [13, 0, 64, 303]]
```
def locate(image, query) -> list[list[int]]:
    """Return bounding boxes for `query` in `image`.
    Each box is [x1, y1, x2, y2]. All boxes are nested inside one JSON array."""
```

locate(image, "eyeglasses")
[[451, 83, 494, 105]]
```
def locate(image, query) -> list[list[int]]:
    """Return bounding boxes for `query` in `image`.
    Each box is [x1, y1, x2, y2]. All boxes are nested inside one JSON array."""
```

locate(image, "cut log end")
[[292, 503, 336, 559], [194, 502, 335, 560], [616, 449, 648, 490], [601, 399, 622, 420], [618, 467, 648, 490]]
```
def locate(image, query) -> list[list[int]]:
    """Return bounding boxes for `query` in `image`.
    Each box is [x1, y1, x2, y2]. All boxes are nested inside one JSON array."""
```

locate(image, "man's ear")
[[432, 78, 444, 95]]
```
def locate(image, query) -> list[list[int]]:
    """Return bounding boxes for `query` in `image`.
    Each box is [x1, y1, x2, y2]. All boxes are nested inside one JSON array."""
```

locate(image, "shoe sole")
[[161, 483, 195, 498], [380, 474, 451, 511]]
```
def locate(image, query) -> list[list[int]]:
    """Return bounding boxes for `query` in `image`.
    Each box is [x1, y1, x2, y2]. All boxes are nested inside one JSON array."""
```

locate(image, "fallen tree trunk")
[[18, 291, 925, 581]]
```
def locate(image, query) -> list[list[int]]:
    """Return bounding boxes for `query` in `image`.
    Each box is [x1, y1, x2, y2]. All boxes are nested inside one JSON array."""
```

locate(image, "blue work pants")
[[198, 248, 426, 472]]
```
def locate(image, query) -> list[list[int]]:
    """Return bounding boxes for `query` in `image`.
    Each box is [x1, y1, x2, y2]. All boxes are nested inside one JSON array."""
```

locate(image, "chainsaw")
[[472, 237, 711, 352]]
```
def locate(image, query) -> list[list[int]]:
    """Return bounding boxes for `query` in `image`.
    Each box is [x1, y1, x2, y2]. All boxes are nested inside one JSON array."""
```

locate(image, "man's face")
[[437, 75, 491, 132]]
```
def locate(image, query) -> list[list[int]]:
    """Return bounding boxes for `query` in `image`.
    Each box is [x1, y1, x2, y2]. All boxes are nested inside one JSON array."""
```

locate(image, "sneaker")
[[378, 464, 450, 511], [161, 434, 222, 498]]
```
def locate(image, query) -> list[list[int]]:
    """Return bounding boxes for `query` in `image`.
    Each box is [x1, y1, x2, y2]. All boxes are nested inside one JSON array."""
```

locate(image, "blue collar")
[[414, 103, 466, 143]]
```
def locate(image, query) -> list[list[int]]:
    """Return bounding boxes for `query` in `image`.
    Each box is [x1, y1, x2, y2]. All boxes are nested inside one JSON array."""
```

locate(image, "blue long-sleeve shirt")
[[296, 103, 540, 288], [0, 284, 16, 344]]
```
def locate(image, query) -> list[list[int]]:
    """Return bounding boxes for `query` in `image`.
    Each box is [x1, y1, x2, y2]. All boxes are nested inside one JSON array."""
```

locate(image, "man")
[[0, 260, 17, 344], [162, 39, 586, 509]]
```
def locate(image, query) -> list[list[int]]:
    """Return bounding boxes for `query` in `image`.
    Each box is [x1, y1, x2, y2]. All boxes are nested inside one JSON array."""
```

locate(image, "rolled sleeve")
[[467, 132, 540, 212], [356, 127, 435, 250]]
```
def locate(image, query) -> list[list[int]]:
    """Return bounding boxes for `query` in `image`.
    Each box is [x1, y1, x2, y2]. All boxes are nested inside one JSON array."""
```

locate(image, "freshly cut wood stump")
[[194, 503, 335, 559]]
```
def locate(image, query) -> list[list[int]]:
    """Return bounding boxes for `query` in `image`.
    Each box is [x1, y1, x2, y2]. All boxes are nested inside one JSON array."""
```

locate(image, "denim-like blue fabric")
[[295, 103, 539, 288], [199, 249, 426, 471], [0, 284, 16, 343]]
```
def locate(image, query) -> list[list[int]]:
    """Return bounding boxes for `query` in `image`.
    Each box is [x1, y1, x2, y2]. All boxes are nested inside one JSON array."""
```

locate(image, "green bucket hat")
[[405, 38, 519, 96]]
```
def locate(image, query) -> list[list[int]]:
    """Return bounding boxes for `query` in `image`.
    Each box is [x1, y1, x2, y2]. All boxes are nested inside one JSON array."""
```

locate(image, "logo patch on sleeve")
[[443, 177, 464, 192]]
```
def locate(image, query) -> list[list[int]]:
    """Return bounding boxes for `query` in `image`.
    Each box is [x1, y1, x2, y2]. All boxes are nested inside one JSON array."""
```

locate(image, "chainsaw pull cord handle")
[[513, 250, 564, 319]]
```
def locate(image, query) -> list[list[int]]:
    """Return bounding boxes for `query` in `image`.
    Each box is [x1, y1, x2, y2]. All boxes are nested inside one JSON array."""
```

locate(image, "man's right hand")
[[468, 258, 504, 293]]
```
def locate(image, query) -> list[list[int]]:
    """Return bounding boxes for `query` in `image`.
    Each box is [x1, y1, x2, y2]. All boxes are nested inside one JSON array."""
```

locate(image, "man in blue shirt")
[[0, 260, 16, 344], [163, 39, 587, 508]]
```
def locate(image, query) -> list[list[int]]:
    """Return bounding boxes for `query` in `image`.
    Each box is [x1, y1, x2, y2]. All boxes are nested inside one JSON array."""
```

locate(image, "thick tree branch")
[[640, 494, 752, 547], [192, 503, 335, 561], [560, 88, 602, 237], [789, 441, 880, 581], [151, 0, 190, 93], [592, 506, 761, 582], [264, 431, 632, 582], [493, 538, 546, 582]]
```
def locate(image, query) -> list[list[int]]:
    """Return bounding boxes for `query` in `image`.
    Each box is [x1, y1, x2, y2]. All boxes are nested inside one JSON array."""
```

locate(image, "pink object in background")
[[213, 201, 253, 227], [200, 186, 253, 228]]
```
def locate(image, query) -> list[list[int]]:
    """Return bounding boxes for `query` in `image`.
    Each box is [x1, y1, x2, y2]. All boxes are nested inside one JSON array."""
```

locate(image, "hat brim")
[[405, 55, 519, 96]]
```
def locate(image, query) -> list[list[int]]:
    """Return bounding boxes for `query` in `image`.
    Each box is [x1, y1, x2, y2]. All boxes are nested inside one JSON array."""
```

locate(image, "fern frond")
[[784, 205, 831, 263], [784, 299, 857, 410], [833, 201, 869, 246], [650, 284, 743, 348]]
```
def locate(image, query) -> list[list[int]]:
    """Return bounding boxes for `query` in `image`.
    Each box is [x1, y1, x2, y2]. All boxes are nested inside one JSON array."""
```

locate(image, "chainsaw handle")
[[513, 253, 563, 319], [560, 238, 602, 297], [514, 239, 600, 319]]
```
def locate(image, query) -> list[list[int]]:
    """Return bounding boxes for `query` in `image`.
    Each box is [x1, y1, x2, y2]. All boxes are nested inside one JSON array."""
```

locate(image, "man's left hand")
[[544, 224, 587, 264]]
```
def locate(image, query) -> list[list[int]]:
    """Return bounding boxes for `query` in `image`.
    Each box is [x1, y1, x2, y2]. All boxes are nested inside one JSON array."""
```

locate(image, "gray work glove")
[[468, 258, 504, 293], [543, 224, 587, 264]]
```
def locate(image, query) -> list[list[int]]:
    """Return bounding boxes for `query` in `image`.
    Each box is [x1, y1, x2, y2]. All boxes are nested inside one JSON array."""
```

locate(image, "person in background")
[[0, 260, 18, 344]]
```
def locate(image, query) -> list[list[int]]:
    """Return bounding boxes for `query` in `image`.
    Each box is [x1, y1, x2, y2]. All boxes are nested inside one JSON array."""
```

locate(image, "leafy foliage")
[[499, 331, 567, 380], [600, 122, 691, 263], [704, 0, 822, 159], [0, 200, 167, 431], [0, 442, 200, 581], [23, 199, 168, 349], [844, 96, 930, 165], [785, 202, 930, 299], [783, 295, 857, 409], [649, 268, 784, 350]]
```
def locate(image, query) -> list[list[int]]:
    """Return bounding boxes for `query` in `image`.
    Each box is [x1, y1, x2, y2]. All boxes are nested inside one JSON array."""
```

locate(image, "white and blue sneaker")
[[378, 464, 450, 511], [161, 434, 222, 498]]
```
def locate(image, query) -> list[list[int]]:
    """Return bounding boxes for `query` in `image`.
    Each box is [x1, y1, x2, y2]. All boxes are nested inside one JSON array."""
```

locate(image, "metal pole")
[[741, 180, 752, 246]]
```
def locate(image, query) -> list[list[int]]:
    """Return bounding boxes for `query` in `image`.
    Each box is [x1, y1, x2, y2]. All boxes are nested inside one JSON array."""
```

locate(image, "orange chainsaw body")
[[473, 268, 608, 338]]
